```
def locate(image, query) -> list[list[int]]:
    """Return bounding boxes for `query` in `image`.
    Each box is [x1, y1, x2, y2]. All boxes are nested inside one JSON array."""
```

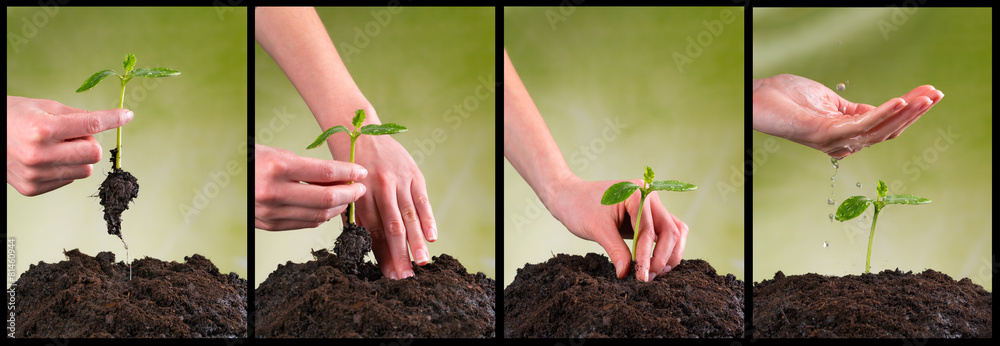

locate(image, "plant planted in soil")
[[307, 109, 406, 272], [76, 53, 179, 278], [835, 179, 930, 273], [600, 166, 696, 263]]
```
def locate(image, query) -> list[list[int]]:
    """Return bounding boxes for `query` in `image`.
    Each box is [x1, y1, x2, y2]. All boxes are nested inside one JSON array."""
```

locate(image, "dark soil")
[[97, 148, 139, 239], [255, 224, 496, 338], [752, 269, 992, 338], [504, 253, 744, 338], [8, 249, 247, 338]]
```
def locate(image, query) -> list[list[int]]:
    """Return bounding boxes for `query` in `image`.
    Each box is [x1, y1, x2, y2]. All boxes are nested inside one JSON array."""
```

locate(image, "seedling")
[[835, 180, 930, 273], [76, 53, 179, 279], [307, 109, 407, 225], [600, 166, 696, 263]]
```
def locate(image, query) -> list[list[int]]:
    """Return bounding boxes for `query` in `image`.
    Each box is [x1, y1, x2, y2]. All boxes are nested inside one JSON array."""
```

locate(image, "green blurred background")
[[253, 7, 496, 289], [503, 7, 745, 288], [6, 7, 248, 287], [752, 8, 991, 291]]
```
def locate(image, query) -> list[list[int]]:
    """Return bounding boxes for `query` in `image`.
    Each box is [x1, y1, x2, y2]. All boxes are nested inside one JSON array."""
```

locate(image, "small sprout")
[[835, 180, 930, 273], [600, 166, 696, 264], [307, 109, 407, 224]]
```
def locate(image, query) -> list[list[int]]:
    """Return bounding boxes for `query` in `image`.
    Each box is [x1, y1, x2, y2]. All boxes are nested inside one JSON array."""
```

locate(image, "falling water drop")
[[828, 199, 836, 205], [857, 182, 862, 188], [836, 83, 846, 91], [823, 241, 830, 248], [831, 157, 840, 169], [829, 213, 834, 222]]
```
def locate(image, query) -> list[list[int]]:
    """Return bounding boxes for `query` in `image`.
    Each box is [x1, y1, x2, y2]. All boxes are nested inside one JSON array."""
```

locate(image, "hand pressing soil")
[[97, 148, 138, 240], [753, 269, 992, 338]]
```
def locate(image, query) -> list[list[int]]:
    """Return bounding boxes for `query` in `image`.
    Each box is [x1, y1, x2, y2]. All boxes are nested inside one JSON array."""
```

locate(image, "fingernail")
[[640, 267, 649, 282], [401, 269, 414, 279], [893, 101, 907, 112], [415, 249, 429, 266], [124, 110, 134, 122], [615, 259, 628, 279], [357, 183, 366, 196], [358, 167, 368, 178], [427, 227, 437, 242], [660, 265, 673, 277], [388, 271, 399, 280]]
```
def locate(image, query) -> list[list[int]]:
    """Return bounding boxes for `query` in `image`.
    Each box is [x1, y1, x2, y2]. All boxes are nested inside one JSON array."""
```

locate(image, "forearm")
[[255, 7, 375, 157], [502, 49, 577, 206]]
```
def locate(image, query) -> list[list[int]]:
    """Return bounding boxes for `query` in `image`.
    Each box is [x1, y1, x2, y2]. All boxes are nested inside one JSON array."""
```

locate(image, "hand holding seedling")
[[254, 143, 368, 231], [7, 96, 133, 196], [835, 180, 930, 273], [752, 74, 944, 159]]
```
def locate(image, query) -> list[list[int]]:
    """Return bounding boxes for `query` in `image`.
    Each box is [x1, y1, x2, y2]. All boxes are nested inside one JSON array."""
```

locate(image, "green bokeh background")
[[752, 8, 991, 291], [6, 7, 248, 288], [253, 7, 496, 289], [503, 7, 745, 288]]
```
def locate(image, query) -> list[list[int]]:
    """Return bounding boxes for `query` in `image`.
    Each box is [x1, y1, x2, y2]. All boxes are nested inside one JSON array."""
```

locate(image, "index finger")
[[285, 156, 367, 184], [54, 109, 133, 139]]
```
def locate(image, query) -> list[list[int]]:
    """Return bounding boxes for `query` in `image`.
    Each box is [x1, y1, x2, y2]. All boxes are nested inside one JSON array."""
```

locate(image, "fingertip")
[[123, 109, 134, 123], [615, 258, 629, 279]]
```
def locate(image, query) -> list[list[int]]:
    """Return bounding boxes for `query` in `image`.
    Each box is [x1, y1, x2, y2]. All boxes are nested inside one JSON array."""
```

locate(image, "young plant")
[[76, 53, 179, 279], [835, 180, 930, 273], [600, 166, 697, 263], [306, 109, 407, 225]]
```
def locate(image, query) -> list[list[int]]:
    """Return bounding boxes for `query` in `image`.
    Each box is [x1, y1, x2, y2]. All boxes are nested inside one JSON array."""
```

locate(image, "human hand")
[[752, 74, 944, 158], [544, 176, 689, 282], [329, 134, 437, 280], [254, 143, 368, 231], [7, 96, 133, 196]]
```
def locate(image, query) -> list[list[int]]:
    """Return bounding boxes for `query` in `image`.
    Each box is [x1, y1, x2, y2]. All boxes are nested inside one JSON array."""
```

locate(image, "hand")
[[7, 96, 133, 196], [545, 176, 689, 282], [254, 143, 368, 231], [331, 134, 437, 280], [752, 74, 944, 158]]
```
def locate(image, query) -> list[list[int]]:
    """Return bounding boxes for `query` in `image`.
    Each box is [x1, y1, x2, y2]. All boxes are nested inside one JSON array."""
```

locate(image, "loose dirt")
[[504, 253, 744, 338], [752, 269, 992, 338]]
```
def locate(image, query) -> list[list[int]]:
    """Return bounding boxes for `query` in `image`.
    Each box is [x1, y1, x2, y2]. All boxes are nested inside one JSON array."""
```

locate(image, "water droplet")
[[827, 199, 836, 205], [823, 241, 830, 248], [836, 83, 846, 91], [856, 182, 862, 188], [831, 157, 840, 169], [829, 213, 834, 222]]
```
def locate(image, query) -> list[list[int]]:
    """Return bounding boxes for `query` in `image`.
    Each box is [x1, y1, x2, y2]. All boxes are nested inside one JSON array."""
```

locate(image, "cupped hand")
[[7, 96, 133, 196], [330, 134, 436, 280], [254, 143, 367, 231], [545, 177, 689, 282], [752, 74, 943, 158]]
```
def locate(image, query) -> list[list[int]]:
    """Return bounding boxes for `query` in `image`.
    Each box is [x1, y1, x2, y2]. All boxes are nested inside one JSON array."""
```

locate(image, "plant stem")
[[631, 192, 647, 262], [348, 135, 358, 225], [866, 206, 881, 274], [115, 78, 127, 170]]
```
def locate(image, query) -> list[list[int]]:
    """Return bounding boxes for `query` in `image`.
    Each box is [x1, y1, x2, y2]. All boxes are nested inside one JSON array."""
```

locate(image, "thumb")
[[593, 233, 632, 279]]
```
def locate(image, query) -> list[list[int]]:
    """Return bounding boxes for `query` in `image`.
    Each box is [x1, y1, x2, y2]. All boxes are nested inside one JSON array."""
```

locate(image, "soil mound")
[[255, 224, 495, 338], [752, 269, 992, 338], [8, 249, 247, 338], [504, 253, 744, 338]]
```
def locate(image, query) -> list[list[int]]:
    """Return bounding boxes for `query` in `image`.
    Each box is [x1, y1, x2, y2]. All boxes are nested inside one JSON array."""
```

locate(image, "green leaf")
[[883, 194, 931, 205], [75, 70, 119, 92], [643, 166, 654, 185], [130, 67, 180, 78], [359, 123, 408, 136], [352, 109, 366, 128], [835, 196, 872, 221], [123, 53, 136, 73], [876, 180, 888, 199], [648, 180, 697, 192], [306, 125, 350, 149], [601, 181, 640, 205]]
